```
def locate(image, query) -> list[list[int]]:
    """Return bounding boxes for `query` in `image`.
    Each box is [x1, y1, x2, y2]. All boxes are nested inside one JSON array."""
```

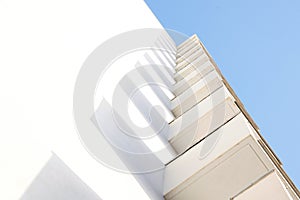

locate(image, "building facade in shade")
[[2, 1, 299, 200]]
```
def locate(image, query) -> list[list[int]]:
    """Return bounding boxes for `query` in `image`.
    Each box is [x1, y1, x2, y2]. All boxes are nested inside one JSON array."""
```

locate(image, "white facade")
[[0, 0, 172, 199], [0, 1, 299, 200]]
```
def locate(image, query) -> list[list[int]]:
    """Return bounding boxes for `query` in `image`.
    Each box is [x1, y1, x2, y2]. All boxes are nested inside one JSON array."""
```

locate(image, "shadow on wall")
[[20, 153, 102, 200]]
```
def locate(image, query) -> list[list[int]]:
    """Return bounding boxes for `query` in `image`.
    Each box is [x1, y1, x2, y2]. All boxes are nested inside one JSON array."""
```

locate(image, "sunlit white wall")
[[0, 0, 176, 199]]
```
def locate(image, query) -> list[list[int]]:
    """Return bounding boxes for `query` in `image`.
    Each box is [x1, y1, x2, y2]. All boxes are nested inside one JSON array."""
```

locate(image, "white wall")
[[0, 0, 175, 199]]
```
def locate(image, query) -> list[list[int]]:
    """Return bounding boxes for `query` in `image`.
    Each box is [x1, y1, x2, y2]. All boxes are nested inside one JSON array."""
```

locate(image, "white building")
[[0, 0, 298, 200]]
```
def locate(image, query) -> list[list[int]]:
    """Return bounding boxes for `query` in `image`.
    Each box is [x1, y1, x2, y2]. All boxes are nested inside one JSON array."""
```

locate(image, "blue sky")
[[145, 0, 300, 188]]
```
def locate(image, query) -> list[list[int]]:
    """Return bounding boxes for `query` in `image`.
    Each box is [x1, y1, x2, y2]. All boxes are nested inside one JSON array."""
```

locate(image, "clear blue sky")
[[145, 0, 300, 188]]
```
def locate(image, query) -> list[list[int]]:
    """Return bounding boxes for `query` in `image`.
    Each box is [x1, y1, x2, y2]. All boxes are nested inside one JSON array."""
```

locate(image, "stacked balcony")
[[163, 35, 300, 200]]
